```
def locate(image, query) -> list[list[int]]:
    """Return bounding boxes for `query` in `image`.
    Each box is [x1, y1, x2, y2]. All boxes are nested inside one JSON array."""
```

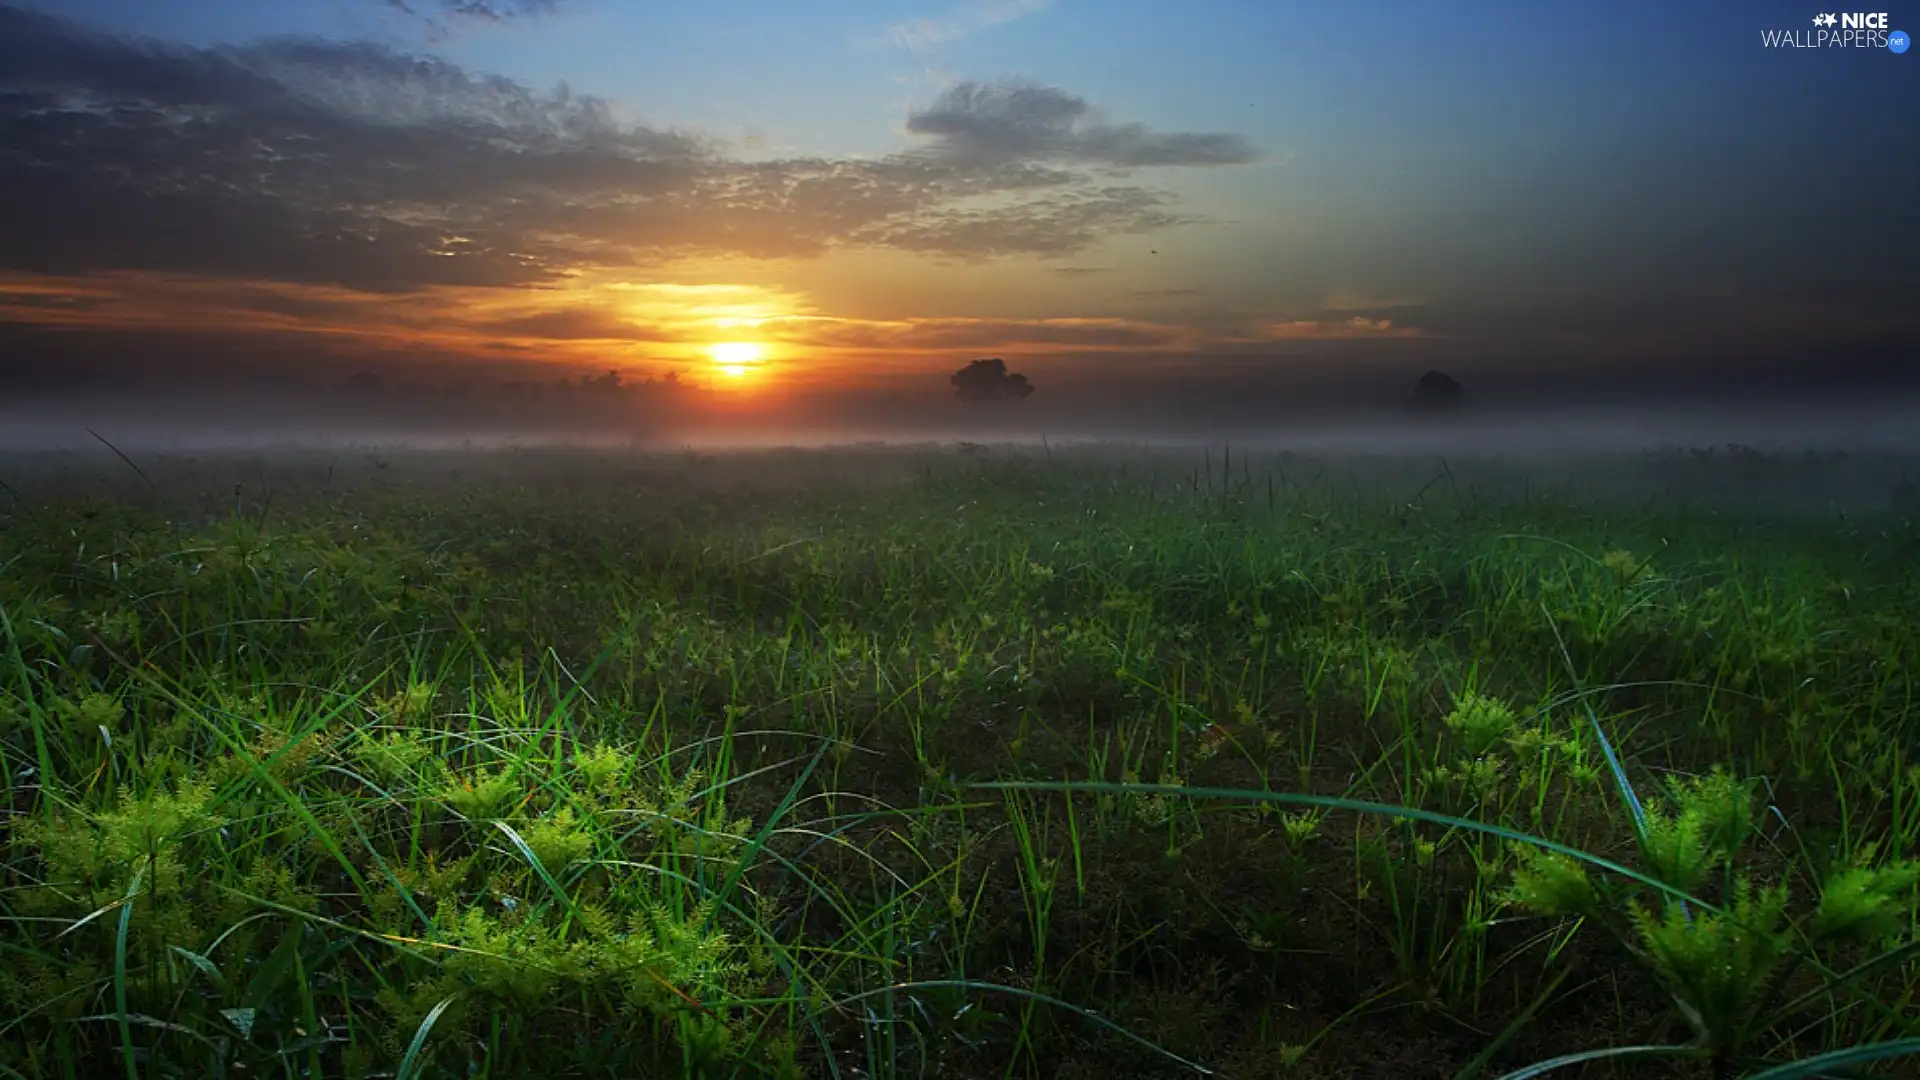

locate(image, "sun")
[[708, 341, 762, 366], [705, 341, 768, 387]]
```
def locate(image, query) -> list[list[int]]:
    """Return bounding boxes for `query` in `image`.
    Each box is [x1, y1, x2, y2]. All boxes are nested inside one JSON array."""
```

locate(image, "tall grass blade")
[[395, 996, 457, 1080], [1738, 1040, 1920, 1080], [1493, 1045, 1701, 1080], [826, 980, 1213, 1075], [1450, 966, 1575, 1080], [113, 865, 147, 1080], [975, 781, 1714, 909]]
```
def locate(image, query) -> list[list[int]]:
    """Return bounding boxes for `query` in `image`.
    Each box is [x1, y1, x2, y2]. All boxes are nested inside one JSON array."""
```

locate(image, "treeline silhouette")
[[951, 358, 1035, 402]]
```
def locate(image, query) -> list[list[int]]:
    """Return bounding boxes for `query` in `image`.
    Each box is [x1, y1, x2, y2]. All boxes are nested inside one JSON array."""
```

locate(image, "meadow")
[[1, 440, 1917, 1080]]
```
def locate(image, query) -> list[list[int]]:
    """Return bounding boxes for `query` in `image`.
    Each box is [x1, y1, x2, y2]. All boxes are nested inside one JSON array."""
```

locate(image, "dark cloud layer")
[[391, 0, 564, 20], [792, 316, 1189, 352], [906, 82, 1257, 168], [0, 5, 1252, 294], [386, 0, 566, 41]]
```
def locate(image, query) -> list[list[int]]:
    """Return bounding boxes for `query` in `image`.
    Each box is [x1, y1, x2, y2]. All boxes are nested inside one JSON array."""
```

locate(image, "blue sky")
[[0, 0, 1913, 398]]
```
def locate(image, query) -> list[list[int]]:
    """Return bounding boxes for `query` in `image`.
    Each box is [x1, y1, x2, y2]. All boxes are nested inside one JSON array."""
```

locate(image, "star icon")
[[1813, 13, 1837, 27]]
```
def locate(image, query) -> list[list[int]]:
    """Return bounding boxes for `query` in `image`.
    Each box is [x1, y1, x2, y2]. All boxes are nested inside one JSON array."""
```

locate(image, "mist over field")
[[9, 388, 1920, 455], [4, 1, 1918, 1077], [6, 405, 1920, 528], [7, 429, 1920, 1080]]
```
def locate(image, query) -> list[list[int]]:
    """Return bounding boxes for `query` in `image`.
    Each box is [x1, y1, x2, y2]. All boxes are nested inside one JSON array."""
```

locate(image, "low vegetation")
[[1, 442, 1916, 1079]]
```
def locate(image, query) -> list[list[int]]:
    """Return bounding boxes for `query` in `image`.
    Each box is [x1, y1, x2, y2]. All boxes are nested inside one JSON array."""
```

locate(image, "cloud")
[[906, 81, 1258, 167], [770, 315, 1194, 352], [385, 0, 567, 40], [854, 186, 1190, 259], [1254, 316, 1426, 341], [1318, 290, 1426, 313], [0, 6, 1255, 295], [0, 268, 813, 357], [480, 308, 673, 341], [394, 0, 565, 20], [873, 0, 1050, 52], [0, 280, 118, 318]]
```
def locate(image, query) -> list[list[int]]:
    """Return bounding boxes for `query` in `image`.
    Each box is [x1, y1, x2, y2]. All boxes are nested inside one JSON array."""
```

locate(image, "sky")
[[0, 0, 1914, 419]]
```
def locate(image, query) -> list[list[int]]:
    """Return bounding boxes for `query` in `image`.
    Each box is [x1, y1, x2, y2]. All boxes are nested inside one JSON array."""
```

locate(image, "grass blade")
[[826, 979, 1213, 1076], [86, 428, 157, 495], [1492, 1045, 1701, 1080], [395, 995, 457, 1080], [974, 781, 1715, 911], [1739, 1039, 1920, 1080], [113, 864, 147, 1080], [1450, 965, 1575, 1080]]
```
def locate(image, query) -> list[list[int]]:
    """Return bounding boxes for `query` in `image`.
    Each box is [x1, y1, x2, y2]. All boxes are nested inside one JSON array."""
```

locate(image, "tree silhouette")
[[1410, 369, 1463, 410], [951, 358, 1035, 402]]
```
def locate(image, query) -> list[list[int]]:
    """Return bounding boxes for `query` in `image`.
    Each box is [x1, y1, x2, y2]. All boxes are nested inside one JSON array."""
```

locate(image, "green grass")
[[1, 442, 1917, 1079]]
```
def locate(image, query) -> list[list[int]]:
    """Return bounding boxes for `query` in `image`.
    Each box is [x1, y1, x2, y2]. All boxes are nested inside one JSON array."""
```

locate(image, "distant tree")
[[951, 358, 1035, 402], [1410, 369, 1463, 410]]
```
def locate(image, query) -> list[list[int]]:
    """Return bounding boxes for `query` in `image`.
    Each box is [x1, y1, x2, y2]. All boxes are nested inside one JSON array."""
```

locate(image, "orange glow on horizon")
[[0, 266, 1447, 401]]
